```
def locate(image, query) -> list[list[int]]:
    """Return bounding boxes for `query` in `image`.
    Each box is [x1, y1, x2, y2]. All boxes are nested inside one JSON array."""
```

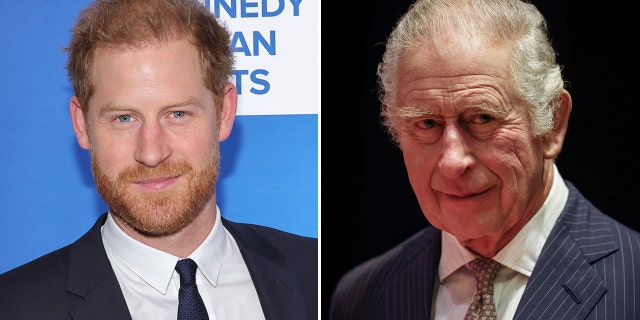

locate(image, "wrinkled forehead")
[[396, 38, 512, 97], [401, 33, 510, 74], [390, 36, 519, 115]]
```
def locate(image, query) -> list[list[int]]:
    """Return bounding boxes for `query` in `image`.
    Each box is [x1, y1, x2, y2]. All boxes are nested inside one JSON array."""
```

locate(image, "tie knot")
[[175, 258, 199, 286], [468, 258, 502, 280], [468, 258, 502, 284]]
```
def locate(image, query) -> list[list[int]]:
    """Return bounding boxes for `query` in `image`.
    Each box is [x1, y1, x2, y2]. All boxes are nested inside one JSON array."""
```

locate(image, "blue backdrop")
[[0, 1, 318, 273]]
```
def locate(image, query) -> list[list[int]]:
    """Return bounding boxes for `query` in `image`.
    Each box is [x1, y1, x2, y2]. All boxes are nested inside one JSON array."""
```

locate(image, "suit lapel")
[[65, 214, 132, 320], [222, 218, 308, 320], [400, 228, 441, 320], [514, 183, 616, 320], [369, 227, 440, 319]]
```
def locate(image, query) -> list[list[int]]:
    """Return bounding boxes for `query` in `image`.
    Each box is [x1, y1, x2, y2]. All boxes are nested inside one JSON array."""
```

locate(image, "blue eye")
[[172, 111, 186, 118], [117, 115, 132, 122]]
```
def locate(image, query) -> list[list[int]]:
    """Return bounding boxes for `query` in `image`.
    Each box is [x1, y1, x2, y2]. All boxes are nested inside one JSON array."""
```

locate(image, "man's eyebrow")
[[164, 97, 202, 109], [394, 105, 437, 120], [471, 102, 508, 118], [388, 102, 508, 123], [97, 97, 202, 114]]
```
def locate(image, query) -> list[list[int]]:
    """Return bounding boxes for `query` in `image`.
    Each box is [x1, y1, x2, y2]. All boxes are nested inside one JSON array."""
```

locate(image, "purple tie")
[[175, 259, 209, 320], [464, 258, 502, 320]]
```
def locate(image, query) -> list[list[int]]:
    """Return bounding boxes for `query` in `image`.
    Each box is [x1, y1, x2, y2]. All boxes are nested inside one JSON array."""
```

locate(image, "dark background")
[[322, 0, 640, 318]]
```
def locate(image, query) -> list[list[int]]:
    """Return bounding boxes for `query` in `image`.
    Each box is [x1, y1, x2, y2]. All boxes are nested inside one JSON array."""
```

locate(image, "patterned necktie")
[[175, 258, 209, 320], [464, 258, 502, 320]]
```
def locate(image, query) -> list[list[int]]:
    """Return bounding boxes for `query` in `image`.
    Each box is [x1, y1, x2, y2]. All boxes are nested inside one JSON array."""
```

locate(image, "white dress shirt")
[[433, 164, 569, 320], [102, 205, 265, 320]]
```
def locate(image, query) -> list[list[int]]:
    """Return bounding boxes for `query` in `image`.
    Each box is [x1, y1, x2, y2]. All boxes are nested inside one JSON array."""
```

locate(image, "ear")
[[218, 82, 237, 142], [69, 96, 91, 150], [543, 89, 572, 159]]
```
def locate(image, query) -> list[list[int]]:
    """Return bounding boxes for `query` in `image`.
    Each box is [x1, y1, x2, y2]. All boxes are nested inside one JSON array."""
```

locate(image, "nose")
[[134, 119, 172, 167], [438, 124, 475, 178]]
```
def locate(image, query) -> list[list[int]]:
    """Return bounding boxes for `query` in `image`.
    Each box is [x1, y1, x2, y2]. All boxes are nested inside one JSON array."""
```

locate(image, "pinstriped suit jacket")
[[330, 181, 640, 319]]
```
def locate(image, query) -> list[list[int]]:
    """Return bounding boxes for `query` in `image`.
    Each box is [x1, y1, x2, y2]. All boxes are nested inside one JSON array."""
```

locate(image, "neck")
[[112, 202, 217, 258]]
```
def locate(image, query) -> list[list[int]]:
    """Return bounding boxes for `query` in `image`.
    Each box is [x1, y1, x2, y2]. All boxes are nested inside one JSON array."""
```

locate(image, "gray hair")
[[378, 0, 565, 145]]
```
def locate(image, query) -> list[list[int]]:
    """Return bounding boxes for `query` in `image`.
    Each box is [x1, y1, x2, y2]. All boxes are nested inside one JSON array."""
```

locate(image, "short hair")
[[378, 0, 565, 145], [65, 0, 234, 113]]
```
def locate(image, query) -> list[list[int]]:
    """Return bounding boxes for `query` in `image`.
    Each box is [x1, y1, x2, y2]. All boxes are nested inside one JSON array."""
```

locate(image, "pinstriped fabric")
[[330, 227, 441, 320], [330, 181, 640, 320], [513, 181, 640, 320]]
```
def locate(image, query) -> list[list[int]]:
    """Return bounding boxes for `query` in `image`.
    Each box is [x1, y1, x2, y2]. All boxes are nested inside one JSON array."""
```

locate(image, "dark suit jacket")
[[0, 214, 318, 320], [330, 181, 640, 319]]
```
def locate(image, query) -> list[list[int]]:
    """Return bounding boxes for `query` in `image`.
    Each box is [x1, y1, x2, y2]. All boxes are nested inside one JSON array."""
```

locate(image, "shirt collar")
[[101, 205, 228, 294], [439, 164, 568, 281]]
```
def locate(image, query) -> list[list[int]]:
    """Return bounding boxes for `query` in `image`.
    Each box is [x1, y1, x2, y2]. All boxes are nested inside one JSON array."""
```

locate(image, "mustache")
[[117, 160, 193, 182]]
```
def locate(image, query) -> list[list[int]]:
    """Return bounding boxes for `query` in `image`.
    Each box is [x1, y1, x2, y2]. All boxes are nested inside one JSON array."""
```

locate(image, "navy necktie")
[[175, 258, 209, 320]]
